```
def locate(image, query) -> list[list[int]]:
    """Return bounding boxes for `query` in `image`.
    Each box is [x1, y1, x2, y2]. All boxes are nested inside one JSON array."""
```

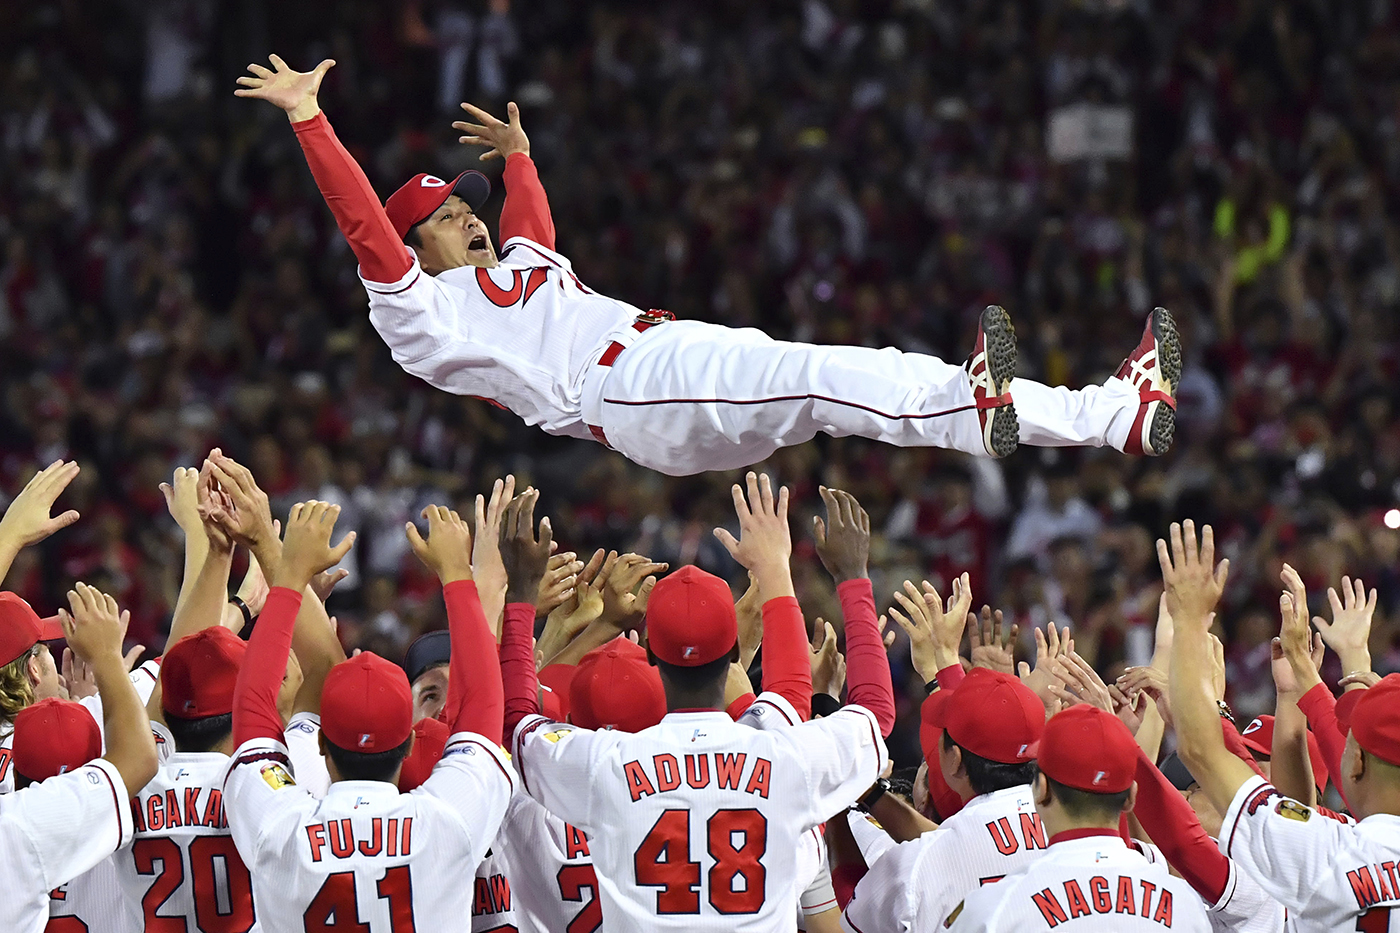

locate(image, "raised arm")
[[0, 460, 81, 585], [454, 101, 556, 249], [235, 55, 412, 285], [499, 489, 555, 738]]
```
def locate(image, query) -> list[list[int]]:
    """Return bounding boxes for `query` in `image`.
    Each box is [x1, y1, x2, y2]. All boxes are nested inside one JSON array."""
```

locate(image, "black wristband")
[[810, 693, 842, 719], [925, 679, 940, 696], [856, 778, 891, 813], [229, 596, 254, 629]]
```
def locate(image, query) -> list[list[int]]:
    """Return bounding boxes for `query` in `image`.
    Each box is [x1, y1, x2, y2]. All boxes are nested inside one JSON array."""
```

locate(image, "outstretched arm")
[[454, 101, 556, 250], [499, 489, 555, 738], [235, 55, 412, 285]]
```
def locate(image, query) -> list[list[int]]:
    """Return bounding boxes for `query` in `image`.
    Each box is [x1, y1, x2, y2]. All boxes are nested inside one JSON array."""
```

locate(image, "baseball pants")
[[579, 321, 1142, 476]]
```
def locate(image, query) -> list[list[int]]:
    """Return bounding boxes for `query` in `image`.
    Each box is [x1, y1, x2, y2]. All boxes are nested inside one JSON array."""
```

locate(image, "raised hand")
[[1047, 651, 1114, 713], [500, 489, 553, 605], [1270, 631, 1324, 700], [813, 486, 870, 584], [1278, 564, 1324, 694], [714, 472, 793, 599], [968, 605, 1017, 675], [1311, 574, 1376, 676], [234, 54, 336, 123], [201, 453, 279, 562], [452, 101, 530, 161], [59, 583, 126, 666], [539, 551, 606, 654], [536, 551, 583, 615], [1109, 682, 1150, 736], [888, 574, 970, 682], [596, 551, 668, 631], [0, 460, 81, 553], [159, 466, 202, 536], [311, 568, 350, 603], [1018, 623, 1073, 712], [810, 620, 846, 699], [405, 505, 474, 585], [274, 502, 356, 592], [471, 475, 516, 612], [1157, 520, 1229, 628]]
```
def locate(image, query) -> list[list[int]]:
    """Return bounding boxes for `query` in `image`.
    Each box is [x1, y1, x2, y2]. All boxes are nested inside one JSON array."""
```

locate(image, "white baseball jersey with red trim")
[[222, 730, 514, 933], [841, 785, 1047, 933], [511, 699, 887, 932], [0, 758, 135, 933], [947, 831, 1211, 932], [1221, 775, 1400, 931], [477, 792, 601, 933]]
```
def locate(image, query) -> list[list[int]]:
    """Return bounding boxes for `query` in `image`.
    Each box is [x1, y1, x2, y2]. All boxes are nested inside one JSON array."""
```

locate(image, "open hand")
[[813, 486, 870, 584], [201, 454, 278, 558], [275, 501, 356, 592], [596, 551, 668, 630], [453, 101, 530, 161], [1157, 520, 1229, 628], [0, 460, 81, 551], [406, 505, 474, 585], [714, 472, 792, 597], [159, 466, 202, 535], [889, 574, 970, 682], [969, 605, 1017, 674], [810, 620, 846, 699], [1018, 622, 1073, 712], [234, 55, 335, 123], [500, 489, 553, 605], [1312, 575, 1376, 673], [59, 583, 126, 666]]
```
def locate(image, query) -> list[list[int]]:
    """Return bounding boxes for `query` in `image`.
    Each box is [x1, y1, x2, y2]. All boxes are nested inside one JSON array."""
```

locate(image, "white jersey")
[[49, 855, 141, 933], [511, 695, 888, 932], [841, 785, 1046, 933], [848, 809, 898, 869], [222, 730, 515, 933], [471, 835, 520, 932], [0, 758, 135, 933], [365, 236, 641, 437], [483, 792, 602, 933], [948, 831, 1211, 932], [1221, 774, 1400, 930]]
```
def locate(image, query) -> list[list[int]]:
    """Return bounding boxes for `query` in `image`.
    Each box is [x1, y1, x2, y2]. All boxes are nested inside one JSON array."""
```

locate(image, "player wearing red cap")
[[946, 705, 1209, 931], [235, 55, 1179, 476], [1165, 521, 1400, 931], [503, 474, 887, 931], [221, 499, 514, 933], [0, 583, 158, 933]]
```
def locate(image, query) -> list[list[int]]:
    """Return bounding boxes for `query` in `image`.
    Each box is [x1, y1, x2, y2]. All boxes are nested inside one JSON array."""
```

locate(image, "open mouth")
[[468, 235, 488, 251]]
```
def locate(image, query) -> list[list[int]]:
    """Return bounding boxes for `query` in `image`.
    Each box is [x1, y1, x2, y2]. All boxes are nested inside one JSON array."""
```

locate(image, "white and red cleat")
[[1115, 307, 1180, 456], [965, 305, 1019, 458]]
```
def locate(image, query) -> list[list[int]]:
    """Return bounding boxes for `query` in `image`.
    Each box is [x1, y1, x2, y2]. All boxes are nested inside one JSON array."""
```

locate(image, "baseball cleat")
[[965, 305, 1019, 458], [1114, 307, 1180, 456]]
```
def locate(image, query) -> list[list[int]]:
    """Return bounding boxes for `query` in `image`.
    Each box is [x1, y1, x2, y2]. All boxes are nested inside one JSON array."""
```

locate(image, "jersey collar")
[[1048, 827, 1124, 846]]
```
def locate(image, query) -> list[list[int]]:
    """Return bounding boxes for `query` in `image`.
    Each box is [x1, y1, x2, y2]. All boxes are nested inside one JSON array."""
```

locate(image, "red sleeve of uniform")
[[1297, 682, 1349, 804], [1132, 746, 1231, 902], [501, 601, 542, 738], [935, 663, 966, 691], [832, 864, 866, 909], [443, 581, 504, 745], [837, 579, 895, 736], [232, 586, 303, 747], [499, 153, 556, 250], [291, 112, 414, 284], [759, 596, 811, 721], [727, 694, 756, 720]]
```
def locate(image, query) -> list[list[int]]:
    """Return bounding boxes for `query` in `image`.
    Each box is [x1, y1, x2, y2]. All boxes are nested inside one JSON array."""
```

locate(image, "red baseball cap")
[[569, 637, 666, 733], [923, 668, 1043, 764], [0, 592, 66, 667], [396, 716, 450, 792], [1339, 674, 1400, 767], [13, 699, 101, 781], [162, 627, 247, 718], [645, 566, 737, 667], [1038, 705, 1138, 794], [385, 171, 492, 240], [1240, 715, 1330, 791], [538, 663, 577, 721], [918, 701, 970, 819], [321, 653, 414, 753]]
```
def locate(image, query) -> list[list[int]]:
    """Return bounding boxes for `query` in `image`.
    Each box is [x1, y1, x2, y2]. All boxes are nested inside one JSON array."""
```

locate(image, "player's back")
[[948, 832, 1211, 932], [485, 791, 603, 933], [514, 704, 887, 932]]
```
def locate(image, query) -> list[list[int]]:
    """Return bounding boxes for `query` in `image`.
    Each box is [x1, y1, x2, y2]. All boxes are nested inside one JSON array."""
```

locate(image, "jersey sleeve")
[[283, 712, 331, 798], [840, 836, 924, 933], [412, 731, 517, 865], [1207, 858, 1287, 931], [511, 713, 609, 831], [4, 758, 134, 890], [221, 737, 316, 868], [847, 809, 899, 868], [736, 691, 804, 730], [499, 152, 556, 251], [1218, 774, 1355, 912], [802, 858, 839, 917], [781, 706, 889, 826]]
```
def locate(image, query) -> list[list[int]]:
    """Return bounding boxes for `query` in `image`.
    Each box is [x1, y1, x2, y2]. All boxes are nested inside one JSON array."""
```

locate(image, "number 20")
[[633, 808, 767, 915]]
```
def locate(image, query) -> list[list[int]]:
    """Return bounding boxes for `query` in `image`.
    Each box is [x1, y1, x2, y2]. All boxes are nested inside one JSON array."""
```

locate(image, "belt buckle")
[[637, 309, 675, 325]]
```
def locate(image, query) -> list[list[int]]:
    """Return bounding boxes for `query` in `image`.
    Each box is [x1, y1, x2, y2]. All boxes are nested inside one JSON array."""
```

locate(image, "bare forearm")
[[166, 546, 232, 650], [95, 655, 157, 792], [171, 530, 210, 619], [1269, 698, 1316, 806], [868, 792, 938, 842], [1170, 626, 1254, 812], [543, 619, 618, 668], [290, 585, 347, 714]]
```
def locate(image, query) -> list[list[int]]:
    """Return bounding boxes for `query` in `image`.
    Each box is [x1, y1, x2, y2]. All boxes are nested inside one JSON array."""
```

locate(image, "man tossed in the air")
[[237, 56, 1179, 476]]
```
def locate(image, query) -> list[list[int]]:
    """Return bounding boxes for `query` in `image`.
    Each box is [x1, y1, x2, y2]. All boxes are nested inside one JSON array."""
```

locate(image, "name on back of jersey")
[[1030, 875, 1178, 928], [133, 784, 226, 832], [624, 751, 772, 802], [306, 816, 414, 862]]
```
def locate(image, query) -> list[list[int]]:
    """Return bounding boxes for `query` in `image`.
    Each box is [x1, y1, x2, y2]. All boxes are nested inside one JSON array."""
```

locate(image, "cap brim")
[[38, 617, 66, 641], [1335, 689, 1364, 732], [450, 171, 491, 211], [922, 690, 953, 730]]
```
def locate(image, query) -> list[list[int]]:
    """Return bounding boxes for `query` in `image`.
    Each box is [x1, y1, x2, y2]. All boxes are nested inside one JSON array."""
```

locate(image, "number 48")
[[633, 808, 767, 916]]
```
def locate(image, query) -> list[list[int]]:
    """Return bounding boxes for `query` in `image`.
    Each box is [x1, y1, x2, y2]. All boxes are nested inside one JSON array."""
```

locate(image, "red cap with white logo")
[[644, 566, 737, 667], [13, 698, 101, 782], [320, 652, 414, 753], [1038, 705, 1138, 794], [923, 667, 1043, 764], [384, 171, 492, 240]]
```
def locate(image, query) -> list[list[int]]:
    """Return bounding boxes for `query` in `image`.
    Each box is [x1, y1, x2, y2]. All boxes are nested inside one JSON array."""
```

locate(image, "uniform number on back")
[[557, 864, 603, 933], [304, 866, 415, 932], [633, 808, 767, 915], [1358, 907, 1395, 932], [132, 836, 255, 933]]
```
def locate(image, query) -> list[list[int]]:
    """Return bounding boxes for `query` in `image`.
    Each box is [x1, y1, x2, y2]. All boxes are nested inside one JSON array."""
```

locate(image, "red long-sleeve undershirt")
[[838, 579, 896, 736], [1297, 682, 1350, 807], [502, 602, 542, 740], [1132, 746, 1232, 903], [760, 596, 812, 721], [441, 581, 504, 745], [233, 586, 304, 747], [500, 153, 555, 250]]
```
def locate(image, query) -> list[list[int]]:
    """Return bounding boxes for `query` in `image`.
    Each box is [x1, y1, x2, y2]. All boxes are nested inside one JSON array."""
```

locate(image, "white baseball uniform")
[[511, 696, 888, 932], [1220, 775, 1400, 930], [947, 830, 1212, 932], [222, 729, 515, 933], [366, 238, 1145, 476], [0, 758, 135, 933], [1120, 837, 1284, 933], [471, 840, 520, 932], [841, 784, 1047, 933], [476, 792, 599, 933]]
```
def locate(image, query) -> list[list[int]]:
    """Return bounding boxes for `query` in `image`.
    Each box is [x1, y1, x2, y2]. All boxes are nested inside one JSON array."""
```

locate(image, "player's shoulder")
[[499, 235, 571, 269]]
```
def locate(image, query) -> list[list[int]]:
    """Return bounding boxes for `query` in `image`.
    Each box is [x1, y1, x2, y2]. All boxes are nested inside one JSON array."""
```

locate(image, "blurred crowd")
[[2, 0, 1399, 767]]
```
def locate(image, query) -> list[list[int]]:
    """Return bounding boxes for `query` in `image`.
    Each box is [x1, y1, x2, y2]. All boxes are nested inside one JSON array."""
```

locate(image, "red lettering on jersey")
[[654, 755, 681, 792], [1020, 812, 1047, 849], [50, 885, 66, 901], [1115, 876, 1136, 915], [360, 818, 383, 856], [387, 818, 398, 857], [987, 818, 1018, 855], [715, 753, 747, 790], [744, 758, 772, 798], [473, 877, 494, 916], [307, 824, 327, 863], [328, 818, 354, 859], [1090, 876, 1112, 913], [1064, 880, 1091, 918], [1032, 889, 1068, 927], [184, 787, 201, 826], [202, 788, 224, 828], [0, 748, 10, 781], [1138, 880, 1157, 917], [1350, 867, 1382, 909], [400, 817, 413, 856], [147, 794, 164, 831], [565, 824, 591, 859], [1379, 866, 1395, 902], [1152, 888, 1173, 926], [490, 873, 511, 911], [523, 267, 548, 304], [685, 754, 710, 789], [1383, 862, 1400, 895], [163, 789, 183, 828], [131, 797, 146, 833], [476, 267, 524, 307], [625, 760, 657, 801]]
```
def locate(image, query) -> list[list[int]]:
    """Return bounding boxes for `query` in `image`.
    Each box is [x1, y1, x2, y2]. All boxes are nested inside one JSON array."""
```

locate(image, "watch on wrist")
[[856, 778, 891, 813], [229, 596, 254, 629]]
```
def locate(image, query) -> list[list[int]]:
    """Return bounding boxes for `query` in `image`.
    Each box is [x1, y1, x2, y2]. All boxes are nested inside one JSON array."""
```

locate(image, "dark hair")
[[324, 734, 413, 783], [404, 220, 425, 249], [1044, 774, 1132, 820], [942, 732, 1038, 796], [165, 712, 234, 753], [652, 652, 732, 694]]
